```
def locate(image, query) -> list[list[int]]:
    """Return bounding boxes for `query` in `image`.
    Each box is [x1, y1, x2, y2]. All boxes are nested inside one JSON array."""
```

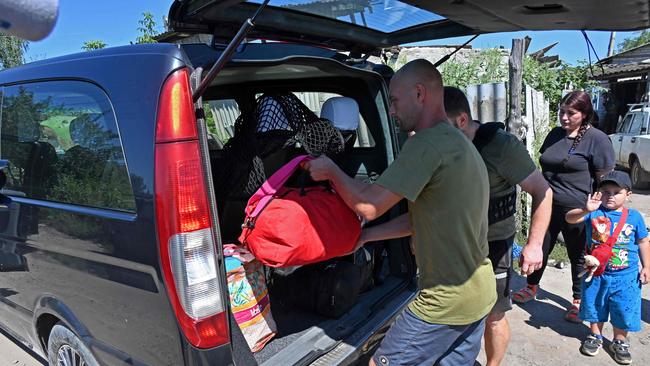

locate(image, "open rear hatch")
[[168, 0, 650, 55], [168, 0, 650, 364]]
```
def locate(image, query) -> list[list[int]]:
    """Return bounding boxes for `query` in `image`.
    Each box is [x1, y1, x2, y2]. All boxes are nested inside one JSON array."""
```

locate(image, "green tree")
[[0, 34, 28, 69], [439, 49, 508, 89], [618, 30, 650, 53], [82, 40, 107, 51], [523, 57, 597, 111], [134, 12, 159, 44]]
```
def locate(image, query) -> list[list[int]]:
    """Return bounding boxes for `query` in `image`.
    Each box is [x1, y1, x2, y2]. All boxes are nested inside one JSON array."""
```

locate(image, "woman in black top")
[[512, 91, 615, 322]]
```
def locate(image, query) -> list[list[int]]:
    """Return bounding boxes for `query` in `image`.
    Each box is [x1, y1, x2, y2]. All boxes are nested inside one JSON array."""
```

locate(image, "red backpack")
[[239, 155, 362, 267]]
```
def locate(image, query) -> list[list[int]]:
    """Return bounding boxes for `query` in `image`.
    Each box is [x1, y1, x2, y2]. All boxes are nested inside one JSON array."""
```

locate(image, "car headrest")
[[320, 97, 359, 132], [256, 96, 292, 132]]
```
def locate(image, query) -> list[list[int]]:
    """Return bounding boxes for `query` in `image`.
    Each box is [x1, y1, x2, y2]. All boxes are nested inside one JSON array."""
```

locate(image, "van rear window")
[[205, 92, 375, 149], [0, 81, 136, 212]]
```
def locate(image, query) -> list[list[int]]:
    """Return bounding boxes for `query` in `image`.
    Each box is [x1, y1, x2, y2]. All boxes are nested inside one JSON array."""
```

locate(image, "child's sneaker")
[[580, 334, 603, 356], [609, 339, 632, 365]]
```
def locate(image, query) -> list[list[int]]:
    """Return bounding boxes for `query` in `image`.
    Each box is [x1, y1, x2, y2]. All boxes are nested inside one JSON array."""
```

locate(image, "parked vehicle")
[[1, 1, 649, 365], [610, 103, 650, 189]]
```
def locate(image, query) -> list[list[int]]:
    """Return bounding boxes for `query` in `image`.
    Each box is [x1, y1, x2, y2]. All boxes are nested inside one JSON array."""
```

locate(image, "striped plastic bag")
[[226, 254, 276, 352]]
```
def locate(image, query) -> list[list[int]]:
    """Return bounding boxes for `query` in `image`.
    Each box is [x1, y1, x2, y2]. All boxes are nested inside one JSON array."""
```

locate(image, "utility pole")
[[608, 32, 617, 57], [507, 38, 525, 141]]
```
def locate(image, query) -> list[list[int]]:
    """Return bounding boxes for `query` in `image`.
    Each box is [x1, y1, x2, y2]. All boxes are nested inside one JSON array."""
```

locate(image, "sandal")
[[512, 285, 537, 304], [564, 299, 582, 323]]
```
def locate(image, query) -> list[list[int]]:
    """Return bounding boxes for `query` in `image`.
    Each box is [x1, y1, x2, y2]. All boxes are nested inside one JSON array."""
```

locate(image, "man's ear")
[[415, 83, 425, 102], [458, 111, 470, 129]]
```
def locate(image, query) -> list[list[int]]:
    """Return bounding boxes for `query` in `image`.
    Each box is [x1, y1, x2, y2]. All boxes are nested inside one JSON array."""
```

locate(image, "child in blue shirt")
[[566, 171, 649, 365]]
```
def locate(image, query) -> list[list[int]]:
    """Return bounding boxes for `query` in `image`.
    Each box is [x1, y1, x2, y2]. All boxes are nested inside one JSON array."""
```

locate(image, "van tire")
[[47, 323, 99, 366], [631, 160, 650, 189]]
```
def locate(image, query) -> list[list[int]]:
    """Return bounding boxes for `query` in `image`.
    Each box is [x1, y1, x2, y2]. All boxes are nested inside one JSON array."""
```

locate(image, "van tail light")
[[154, 68, 229, 349]]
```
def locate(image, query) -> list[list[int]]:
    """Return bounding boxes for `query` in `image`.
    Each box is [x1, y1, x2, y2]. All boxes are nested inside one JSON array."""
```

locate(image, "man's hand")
[[519, 242, 543, 276], [302, 156, 336, 181], [586, 192, 602, 212], [641, 266, 650, 285]]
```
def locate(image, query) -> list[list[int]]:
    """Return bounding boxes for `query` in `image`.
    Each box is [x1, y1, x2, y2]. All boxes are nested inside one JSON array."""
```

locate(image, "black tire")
[[47, 323, 99, 366], [631, 160, 650, 189]]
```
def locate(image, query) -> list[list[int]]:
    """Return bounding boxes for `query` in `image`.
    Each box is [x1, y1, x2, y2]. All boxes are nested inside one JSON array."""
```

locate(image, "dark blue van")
[[0, 1, 647, 365]]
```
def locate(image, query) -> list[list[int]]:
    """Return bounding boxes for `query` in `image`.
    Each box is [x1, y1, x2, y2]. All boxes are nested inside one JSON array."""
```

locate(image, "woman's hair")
[[560, 91, 593, 162]]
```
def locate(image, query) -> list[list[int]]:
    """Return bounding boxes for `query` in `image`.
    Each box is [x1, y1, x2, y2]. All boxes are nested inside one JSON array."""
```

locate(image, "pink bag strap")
[[246, 155, 313, 219]]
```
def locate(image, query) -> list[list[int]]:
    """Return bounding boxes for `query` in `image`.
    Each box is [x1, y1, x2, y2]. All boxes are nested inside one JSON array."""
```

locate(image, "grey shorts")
[[488, 235, 515, 313], [372, 308, 486, 366]]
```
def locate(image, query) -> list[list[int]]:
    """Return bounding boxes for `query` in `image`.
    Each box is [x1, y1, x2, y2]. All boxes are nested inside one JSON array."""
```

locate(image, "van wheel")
[[47, 323, 99, 366], [631, 160, 650, 189]]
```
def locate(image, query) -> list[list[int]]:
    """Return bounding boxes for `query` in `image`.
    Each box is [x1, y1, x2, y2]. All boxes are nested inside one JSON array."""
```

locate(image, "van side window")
[[244, 92, 375, 148], [205, 99, 240, 147], [0, 81, 136, 212], [290, 92, 375, 148]]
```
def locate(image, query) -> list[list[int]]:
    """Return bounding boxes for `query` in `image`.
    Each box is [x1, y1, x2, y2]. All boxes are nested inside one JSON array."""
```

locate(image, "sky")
[[24, 0, 646, 65]]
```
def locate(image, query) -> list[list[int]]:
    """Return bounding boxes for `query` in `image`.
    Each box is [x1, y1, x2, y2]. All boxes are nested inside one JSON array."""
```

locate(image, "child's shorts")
[[579, 270, 642, 332]]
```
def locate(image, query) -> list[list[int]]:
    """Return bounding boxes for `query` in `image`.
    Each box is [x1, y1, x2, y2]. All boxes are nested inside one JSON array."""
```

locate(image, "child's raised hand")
[[586, 192, 602, 212]]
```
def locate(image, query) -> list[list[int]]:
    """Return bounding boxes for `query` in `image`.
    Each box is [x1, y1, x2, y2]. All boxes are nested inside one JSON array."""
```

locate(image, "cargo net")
[[215, 93, 344, 200]]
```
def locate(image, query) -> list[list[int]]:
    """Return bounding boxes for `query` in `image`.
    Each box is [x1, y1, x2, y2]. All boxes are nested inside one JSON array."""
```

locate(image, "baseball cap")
[[599, 170, 632, 190]]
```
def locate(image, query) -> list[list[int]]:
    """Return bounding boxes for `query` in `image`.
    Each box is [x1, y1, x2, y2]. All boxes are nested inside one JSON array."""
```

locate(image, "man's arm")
[[518, 170, 552, 275], [304, 156, 403, 221], [359, 213, 411, 243]]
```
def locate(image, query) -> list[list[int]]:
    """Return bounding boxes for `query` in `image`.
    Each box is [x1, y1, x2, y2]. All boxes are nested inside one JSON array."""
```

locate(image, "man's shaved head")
[[393, 59, 443, 92], [388, 59, 448, 132]]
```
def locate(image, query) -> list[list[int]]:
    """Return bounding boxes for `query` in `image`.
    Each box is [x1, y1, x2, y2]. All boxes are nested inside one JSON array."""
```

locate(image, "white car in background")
[[611, 104, 650, 189]]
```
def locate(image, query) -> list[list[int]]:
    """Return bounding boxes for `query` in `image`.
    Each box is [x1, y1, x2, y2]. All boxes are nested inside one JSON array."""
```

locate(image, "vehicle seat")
[[320, 96, 360, 151]]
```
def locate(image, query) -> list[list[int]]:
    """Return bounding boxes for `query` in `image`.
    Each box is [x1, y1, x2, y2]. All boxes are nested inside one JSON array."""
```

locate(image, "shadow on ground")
[[510, 273, 592, 341]]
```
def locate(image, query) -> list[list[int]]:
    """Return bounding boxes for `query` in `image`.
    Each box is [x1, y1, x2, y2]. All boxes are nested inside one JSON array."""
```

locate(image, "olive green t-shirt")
[[479, 128, 537, 241], [376, 122, 496, 325]]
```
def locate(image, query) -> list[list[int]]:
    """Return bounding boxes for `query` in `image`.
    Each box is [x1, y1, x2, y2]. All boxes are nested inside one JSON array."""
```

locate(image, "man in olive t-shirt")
[[304, 59, 496, 366], [444, 87, 552, 366]]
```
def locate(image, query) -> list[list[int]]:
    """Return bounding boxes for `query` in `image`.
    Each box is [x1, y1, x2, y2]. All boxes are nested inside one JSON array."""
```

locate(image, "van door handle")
[[632, 137, 637, 143], [619, 136, 623, 141]]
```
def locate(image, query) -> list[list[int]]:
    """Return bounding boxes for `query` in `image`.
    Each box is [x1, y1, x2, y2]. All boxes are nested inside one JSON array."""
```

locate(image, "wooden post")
[[508, 38, 525, 141]]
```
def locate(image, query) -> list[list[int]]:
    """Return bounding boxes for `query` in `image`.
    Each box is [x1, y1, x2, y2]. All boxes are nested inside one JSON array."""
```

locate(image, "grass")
[[548, 242, 570, 264]]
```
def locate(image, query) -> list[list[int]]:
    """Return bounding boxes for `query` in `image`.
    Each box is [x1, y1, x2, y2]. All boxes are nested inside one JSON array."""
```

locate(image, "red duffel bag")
[[238, 155, 361, 267]]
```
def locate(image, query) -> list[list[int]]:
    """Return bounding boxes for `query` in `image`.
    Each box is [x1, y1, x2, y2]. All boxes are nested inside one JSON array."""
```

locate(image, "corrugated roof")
[[591, 62, 650, 79]]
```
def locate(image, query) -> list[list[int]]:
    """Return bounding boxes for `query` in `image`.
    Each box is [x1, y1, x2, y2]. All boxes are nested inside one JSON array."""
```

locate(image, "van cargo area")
[[185, 43, 417, 363]]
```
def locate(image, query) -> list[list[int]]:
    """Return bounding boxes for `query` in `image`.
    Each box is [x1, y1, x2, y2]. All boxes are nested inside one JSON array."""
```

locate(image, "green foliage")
[[0, 34, 28, 69], [440, 49, 508, 89], [135, 12, 159, 44], [618, 30, 650, 53], [523, 57, 598, 112], [82, 40, 107, 51]]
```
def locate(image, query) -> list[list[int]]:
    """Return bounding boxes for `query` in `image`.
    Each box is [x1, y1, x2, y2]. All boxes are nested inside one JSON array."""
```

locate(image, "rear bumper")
[[310, 286, 417, 366]]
